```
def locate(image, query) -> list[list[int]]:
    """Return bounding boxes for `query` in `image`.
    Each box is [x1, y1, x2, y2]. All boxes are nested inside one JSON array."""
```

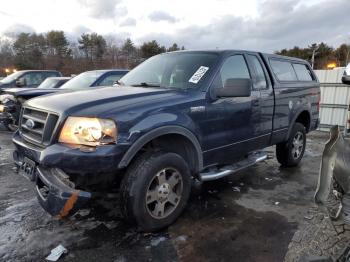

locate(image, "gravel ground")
[[0, 126, 341, 262]]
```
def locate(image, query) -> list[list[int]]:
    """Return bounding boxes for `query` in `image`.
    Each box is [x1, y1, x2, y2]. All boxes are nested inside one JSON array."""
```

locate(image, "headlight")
[[0, 105, 4, 113], [58, 117, 117, 146]]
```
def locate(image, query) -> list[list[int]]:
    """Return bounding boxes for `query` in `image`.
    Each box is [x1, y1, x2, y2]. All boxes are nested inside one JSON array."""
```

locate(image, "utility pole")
[[345, 37, 350, 67], [311, 44, 319, 69]]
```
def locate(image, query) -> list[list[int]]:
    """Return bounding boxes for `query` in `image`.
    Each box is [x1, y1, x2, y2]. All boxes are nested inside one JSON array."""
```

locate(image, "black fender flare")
[[286, 107, 312, 139], [118, 125, 203, 171]]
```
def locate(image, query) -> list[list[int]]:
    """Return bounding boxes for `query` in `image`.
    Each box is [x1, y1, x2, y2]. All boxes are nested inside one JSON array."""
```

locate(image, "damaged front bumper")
[[36, 166, 91, 217], [315, 125, 350, 221], [12, 137, 92, 217], [12, 130, 128, 217]]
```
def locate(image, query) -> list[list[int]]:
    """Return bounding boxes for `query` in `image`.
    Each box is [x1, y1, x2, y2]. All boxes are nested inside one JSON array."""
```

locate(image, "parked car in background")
[[0, 70, 62, 91], [0, 70, 128, 131], [59, 69, 129, 90], [0, 77, 71, 131], [12, 50, 320, 231], [342, 63, 350, 84], [35, 76, 71, 90]]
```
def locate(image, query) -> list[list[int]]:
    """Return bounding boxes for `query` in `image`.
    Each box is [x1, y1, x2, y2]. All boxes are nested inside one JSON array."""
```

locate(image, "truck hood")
[[3, 88, 61, 97], [25, 86, 187, 117]]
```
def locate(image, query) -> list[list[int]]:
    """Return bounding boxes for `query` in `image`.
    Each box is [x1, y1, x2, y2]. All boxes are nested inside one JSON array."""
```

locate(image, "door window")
[[270, 59, 297, 81], [292, 63, 314, 81], [248, 55, 267, 90], [98, 74, 124, 86], [44, 72, 60, 78], [217, 55, 250, 88], [23, 72, 46, 86]]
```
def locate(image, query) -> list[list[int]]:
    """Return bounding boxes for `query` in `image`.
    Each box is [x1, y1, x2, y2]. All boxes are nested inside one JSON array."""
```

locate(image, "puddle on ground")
[[0, 194, 178, 262], [170, 196, 297, 262]]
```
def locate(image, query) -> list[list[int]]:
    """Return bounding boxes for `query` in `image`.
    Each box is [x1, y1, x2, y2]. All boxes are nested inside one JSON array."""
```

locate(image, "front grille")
[[20, 107, 59, 146]]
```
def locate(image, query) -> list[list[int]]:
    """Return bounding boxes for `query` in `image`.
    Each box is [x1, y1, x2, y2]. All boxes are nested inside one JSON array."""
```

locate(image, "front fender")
[[118, 125, 203, 171]]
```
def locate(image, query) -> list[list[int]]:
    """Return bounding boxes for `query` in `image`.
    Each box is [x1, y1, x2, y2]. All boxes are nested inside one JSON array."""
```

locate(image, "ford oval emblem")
[[25, 119, 35, 129]]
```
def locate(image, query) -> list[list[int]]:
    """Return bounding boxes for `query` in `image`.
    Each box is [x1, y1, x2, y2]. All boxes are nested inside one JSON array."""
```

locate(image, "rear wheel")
[[276, 122, 306, 167], [120, 151, 191, 232]]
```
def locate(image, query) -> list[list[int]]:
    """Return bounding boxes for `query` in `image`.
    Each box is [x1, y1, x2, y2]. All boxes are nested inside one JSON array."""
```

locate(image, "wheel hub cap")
[[292, 131, 304, 159], [158, 183, 170, 202], [145, 168, 183, 219]]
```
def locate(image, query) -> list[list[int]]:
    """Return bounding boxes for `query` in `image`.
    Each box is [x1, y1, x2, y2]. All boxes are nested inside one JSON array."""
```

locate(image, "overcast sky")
[[0, 0, 349, 52]]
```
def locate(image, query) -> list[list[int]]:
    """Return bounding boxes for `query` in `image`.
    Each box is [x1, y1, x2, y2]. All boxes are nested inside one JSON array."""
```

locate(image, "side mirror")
[[15, 77, 26, 87], [216, 78, 252, 98]]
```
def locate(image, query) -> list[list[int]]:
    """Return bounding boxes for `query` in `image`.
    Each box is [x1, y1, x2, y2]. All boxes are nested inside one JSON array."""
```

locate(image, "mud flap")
[[315, 125, 350, 220]]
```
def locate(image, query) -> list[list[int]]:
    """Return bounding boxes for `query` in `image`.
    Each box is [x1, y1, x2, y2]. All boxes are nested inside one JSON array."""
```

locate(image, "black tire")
[[276, 122, 306, 167], [120, 151, 191, 232]]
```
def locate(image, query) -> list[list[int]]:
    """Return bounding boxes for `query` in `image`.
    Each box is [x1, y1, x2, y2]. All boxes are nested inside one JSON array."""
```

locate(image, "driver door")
[[203, 54, 261, 166]]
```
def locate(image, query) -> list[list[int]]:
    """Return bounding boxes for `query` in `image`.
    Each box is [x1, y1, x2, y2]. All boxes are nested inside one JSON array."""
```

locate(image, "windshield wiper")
[[131, 82, 160, 88]]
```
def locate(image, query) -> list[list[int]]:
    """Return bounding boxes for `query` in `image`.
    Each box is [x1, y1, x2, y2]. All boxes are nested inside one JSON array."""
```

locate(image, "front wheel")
[[120, 151, 191, 232], [276, 122, 306, 167]]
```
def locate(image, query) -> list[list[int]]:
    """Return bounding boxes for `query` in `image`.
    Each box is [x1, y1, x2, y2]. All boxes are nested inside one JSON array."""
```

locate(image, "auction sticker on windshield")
[[189, 66, 209, 84]]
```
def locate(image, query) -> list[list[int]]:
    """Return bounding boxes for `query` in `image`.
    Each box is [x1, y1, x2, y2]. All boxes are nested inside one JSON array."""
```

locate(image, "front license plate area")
[[20, 157, 37, 181]]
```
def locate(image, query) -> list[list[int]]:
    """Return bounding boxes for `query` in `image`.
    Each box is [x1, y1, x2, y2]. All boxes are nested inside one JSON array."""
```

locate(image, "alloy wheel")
[[145, 168, 183, 219], [292, 131, 304, 159]]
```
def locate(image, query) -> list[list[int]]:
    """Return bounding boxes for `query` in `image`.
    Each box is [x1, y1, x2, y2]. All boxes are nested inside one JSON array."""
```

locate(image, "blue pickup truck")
[[12, 50, 320, 231]]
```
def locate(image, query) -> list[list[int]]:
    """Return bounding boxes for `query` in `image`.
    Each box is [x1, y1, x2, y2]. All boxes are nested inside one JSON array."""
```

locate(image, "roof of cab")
[[165, 49, 308, 63], [85, 69, 129, 73], [261, 53, 307, 63]]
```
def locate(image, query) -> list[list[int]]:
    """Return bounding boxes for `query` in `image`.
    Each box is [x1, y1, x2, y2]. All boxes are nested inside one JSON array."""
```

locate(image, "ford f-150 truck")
[[12, 50, 320, 231]]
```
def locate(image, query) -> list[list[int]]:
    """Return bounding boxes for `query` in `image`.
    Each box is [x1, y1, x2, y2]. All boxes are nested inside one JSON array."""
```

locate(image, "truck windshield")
[[60, 71, 105, 89], [0, 71, 23, 84], [120, 52, 218, 90]]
